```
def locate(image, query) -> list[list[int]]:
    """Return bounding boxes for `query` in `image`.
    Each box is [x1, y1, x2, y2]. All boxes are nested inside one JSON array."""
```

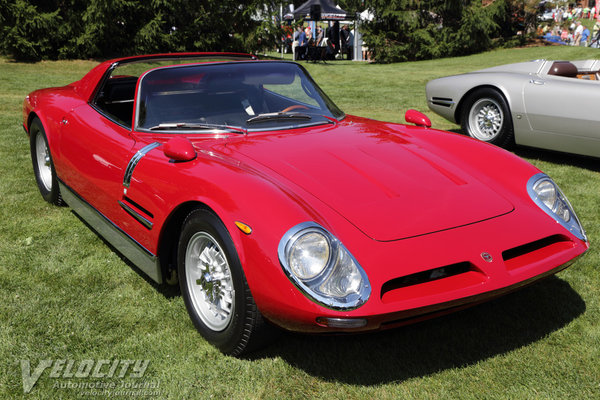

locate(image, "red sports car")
[[23, 53, 588, 356]]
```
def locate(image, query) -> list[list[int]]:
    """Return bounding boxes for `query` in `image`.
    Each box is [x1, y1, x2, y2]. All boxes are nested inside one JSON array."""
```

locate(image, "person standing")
[[315, 26, 324, 47], [574, 20, 584, 46], [581, 25, 591, 46], [340, 25, 350, 59], [292, 26, 302, 59], [328, 21, 340, 56]]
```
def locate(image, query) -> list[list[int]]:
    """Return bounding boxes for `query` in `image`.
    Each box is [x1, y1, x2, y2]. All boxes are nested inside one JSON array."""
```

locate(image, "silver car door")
[[522, 75, 600, 156]]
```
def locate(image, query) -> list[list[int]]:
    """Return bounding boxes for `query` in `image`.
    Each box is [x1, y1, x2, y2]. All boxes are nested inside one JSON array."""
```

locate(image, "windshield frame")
[[133, 60, 345, 134]]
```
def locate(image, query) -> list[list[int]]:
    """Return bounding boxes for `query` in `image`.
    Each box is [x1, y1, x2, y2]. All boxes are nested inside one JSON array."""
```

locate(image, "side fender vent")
[[431, 97, 455, 107]]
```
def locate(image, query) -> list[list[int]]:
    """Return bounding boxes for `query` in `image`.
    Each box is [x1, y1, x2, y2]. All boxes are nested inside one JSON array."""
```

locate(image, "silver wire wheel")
[[35, 132, 53, 192], [30, 118, 64, 205], [467, 98, 504, 141], [178, 209, 278, 356], [184, 231, 234, 331]]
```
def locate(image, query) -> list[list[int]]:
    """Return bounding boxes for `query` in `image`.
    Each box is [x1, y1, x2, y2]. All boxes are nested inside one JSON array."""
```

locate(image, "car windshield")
[[135, 61, 344, 133]]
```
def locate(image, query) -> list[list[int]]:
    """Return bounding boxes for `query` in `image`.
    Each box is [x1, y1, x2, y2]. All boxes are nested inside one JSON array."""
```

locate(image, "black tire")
[[460, 88, 515, 149], [29, 118, 64, 206], [177, 208, 277, 356]]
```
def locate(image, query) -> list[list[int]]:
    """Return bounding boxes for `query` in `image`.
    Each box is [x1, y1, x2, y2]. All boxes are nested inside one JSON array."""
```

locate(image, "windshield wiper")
[[148, 122, 246, 134], [246, 112, 312, 124]]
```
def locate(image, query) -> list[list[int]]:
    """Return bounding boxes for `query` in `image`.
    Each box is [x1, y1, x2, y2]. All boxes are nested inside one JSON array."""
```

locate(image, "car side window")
[[94, 75, 137, 127], [92, 61, 189, 128]]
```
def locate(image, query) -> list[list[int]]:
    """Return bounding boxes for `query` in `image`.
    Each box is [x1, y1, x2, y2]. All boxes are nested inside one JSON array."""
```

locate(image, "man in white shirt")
[[574, 21, 584, 45]]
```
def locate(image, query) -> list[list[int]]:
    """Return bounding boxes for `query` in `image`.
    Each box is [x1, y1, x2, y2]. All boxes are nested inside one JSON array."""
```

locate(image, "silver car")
[[426, 59, 600, 157]]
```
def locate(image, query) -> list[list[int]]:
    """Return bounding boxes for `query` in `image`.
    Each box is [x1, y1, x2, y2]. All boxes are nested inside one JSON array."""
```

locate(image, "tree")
[[0, 0, 283, 61], [358, 0, 507, 63]]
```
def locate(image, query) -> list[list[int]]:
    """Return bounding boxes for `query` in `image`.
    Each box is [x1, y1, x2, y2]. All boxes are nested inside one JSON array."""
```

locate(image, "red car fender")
[[123, 144, 338, 317]]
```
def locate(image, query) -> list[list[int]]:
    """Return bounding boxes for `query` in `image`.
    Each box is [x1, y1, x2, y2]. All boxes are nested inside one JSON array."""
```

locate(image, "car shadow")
[[513, 146, 600, 173], [447, 128, 598, 172], [248, 276, 584, 385]]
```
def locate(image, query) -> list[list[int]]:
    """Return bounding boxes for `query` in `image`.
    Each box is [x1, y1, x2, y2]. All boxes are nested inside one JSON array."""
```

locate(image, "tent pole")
[[353, 15, 359, 61]]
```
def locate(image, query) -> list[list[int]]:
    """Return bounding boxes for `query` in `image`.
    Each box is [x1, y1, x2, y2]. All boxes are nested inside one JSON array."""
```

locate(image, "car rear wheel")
[[30, 118, 64, 205], [177, 208, 277, 356], [461, 88, 515, 148]]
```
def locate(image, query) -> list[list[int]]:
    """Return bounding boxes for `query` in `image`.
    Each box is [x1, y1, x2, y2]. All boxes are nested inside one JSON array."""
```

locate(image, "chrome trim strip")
[[105, 99, 134, 104], [59, 181, 162, 283], [123, 142, 161, 188], [119, 200, 153, 230]]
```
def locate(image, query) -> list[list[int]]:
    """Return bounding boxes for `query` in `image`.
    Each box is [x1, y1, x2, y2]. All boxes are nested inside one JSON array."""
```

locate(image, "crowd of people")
[[284, 22, 370, 62], [539, 7, 600, 47]]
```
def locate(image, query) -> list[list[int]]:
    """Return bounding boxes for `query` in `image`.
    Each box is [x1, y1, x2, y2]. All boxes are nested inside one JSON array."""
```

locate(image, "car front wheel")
[[177, 208, 276, 356], [461, 88, 515, 148], [30, 117, 64, 205]]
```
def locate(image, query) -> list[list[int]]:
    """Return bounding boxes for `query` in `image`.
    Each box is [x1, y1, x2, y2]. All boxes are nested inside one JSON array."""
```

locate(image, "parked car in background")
[[24, 53, 589, 356], [538, 9, 555, 21], [426, 59, 600, 157]]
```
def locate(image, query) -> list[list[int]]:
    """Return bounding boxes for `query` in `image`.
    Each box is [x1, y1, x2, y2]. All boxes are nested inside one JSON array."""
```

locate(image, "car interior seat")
[[547, 61, 578, 78]]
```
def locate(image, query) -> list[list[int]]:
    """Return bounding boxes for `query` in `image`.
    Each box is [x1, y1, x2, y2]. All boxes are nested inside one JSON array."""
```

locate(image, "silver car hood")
[[473, 60, 546, 75]]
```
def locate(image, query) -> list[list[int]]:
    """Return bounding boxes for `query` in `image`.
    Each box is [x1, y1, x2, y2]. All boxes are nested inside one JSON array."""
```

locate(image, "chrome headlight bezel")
[[278, 222, 371, 311], [527, 173, 587, 242]]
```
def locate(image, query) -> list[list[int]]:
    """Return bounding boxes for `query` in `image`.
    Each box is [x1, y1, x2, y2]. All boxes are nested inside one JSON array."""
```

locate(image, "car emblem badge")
[[481, 252, 493, 263]]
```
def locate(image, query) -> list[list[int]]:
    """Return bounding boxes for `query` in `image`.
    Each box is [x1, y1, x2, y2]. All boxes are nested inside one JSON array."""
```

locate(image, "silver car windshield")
[[135, 61, 344, 133]]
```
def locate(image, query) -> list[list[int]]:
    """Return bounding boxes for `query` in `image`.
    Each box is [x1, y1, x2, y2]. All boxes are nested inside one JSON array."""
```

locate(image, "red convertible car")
[[24, 53, 588, 356]]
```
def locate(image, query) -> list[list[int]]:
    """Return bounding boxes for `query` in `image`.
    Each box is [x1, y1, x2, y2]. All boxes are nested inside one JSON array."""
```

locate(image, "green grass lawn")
[[1, 45, 600, 399]]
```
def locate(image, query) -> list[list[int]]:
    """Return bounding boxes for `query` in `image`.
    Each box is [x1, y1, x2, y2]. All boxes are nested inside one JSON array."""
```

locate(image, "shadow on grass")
[[514, 146, 600, 173], [443, 128, 598, 172], [250, 276, 584, 385], [71, 212, 180, 299]]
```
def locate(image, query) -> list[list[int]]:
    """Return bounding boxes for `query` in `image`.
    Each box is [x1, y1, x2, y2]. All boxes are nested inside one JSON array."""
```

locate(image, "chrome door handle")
[[529, 79, 545, 85]]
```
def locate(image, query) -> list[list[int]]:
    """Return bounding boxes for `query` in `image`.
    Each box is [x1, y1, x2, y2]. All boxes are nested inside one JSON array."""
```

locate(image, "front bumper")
[[256, 207, 588, 333]]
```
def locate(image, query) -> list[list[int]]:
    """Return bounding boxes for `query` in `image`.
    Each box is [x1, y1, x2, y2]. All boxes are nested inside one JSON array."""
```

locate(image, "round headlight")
[[528, 173, 586, 241], [278, 222, 371, 311], [288, 231, 330, 280], [533, 179, 557, 210], [533, 178, 571, 222], [318, 250, 362, 297]]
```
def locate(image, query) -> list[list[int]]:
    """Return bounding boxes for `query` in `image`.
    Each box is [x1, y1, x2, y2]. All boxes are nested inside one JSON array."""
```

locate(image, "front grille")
[[381, 262, 486, 304]]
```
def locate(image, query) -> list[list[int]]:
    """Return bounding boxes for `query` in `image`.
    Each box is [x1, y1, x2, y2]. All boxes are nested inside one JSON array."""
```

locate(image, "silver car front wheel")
[[461, 88, 514, 149], [178, 208, 278, 356], [468, 98, 504, 141], [184, 231, 234, 331]]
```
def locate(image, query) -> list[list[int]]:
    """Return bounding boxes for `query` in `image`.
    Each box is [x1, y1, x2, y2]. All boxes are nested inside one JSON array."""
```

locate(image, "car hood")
[[473, 60, 545, 75], [225, 121, 514, 241]]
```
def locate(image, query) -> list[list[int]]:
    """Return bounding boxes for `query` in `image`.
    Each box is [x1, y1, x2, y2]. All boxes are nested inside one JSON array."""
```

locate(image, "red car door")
[[58, 104, 136, 225]]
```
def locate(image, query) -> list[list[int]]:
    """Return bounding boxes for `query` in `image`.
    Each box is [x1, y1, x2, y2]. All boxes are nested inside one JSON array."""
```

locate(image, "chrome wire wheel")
[[468, 98, 504, 141], [184, 232, 234, 331], [35, 133, 53, 192]]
